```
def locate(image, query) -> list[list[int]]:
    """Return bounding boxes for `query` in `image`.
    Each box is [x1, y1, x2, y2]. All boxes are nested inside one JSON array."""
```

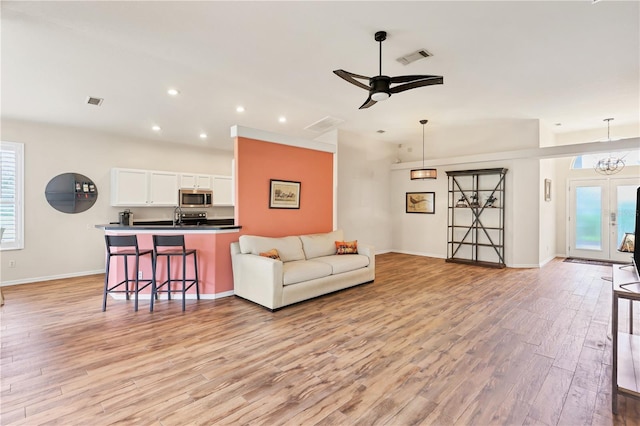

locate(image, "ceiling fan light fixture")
[[410, 119, 437, 180], [333, 30, 443, 109], [371, 92, 390, 102]]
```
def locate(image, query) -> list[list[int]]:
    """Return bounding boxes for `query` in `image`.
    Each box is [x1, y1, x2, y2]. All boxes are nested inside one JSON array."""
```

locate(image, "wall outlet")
[[8, 260, 16, 268], [138, 271, 143, 279]]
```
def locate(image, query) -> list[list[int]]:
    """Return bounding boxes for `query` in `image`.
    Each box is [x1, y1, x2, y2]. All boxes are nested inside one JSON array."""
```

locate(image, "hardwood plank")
[[557, 383, 597, 426], [527, 366, 574, 425]]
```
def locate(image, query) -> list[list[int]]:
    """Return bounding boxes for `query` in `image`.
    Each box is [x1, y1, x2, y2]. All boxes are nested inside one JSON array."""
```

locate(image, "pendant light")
[[594, 118, 625, 175], [410, 119, 437, 180]]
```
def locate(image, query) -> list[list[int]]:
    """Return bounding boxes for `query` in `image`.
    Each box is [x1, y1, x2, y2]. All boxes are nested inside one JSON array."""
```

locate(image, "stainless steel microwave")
[[179, 189, 212, 208]]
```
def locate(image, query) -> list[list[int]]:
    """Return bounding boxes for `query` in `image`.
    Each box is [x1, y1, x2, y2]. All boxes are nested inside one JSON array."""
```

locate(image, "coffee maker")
[[119, 209, 134, 226]]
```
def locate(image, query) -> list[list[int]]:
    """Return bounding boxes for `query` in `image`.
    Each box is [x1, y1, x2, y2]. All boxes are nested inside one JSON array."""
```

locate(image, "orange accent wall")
[[235, 137, 333, 237]]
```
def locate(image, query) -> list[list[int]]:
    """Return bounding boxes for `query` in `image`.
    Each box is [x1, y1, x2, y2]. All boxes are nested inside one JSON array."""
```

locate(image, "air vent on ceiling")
[[396, 49, 433, 66], [304, 116, 345, 133], [86, 96, 104, 106]]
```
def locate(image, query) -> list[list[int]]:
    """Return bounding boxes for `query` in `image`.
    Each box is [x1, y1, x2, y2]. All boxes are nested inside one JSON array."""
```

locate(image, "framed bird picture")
[[406, 192, 434, 214]]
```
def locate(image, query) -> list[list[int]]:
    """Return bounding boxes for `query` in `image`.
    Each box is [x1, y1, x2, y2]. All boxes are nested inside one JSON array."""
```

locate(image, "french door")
[[568, 178, 639, 262]]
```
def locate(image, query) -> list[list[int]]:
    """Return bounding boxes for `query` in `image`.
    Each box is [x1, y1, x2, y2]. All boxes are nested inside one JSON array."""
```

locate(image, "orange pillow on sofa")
[[259, 248, 281, 260], [335, 240, 358, 255]]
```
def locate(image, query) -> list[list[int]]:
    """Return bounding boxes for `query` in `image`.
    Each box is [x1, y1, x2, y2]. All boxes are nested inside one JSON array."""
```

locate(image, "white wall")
[[336, 130, 395, 253], [1, 119, 234, 285], [538, 121, 557, 265], [539, 158, 558, 265], [389, 118, 547, 267], [397, 119, 541, 162], [390, 158, 541, 267], [554, 122, 640, 146]]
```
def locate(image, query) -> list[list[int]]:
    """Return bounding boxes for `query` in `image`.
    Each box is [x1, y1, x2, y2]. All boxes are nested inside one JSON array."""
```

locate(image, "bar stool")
[[152, 235, 200, 311], [103, 235, 154, 312]]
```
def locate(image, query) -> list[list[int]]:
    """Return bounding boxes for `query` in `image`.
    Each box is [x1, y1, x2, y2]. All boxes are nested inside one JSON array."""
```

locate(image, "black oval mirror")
[[45, 173, 98, 213]]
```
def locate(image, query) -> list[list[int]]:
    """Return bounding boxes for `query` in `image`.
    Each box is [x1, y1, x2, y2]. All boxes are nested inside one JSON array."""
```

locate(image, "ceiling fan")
[[334, 31, 444, 109]]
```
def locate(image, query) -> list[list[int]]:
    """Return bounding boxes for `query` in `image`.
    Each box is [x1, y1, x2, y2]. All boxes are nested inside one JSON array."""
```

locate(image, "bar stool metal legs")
[[152, 235, 200, 311], [103, 235, 154, 311]]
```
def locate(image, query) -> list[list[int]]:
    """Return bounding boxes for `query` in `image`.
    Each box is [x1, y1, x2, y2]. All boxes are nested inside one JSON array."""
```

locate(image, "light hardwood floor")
[[1, 253, 639, 425]]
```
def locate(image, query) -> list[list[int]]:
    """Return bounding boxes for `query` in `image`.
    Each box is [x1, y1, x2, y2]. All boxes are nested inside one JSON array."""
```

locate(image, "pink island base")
[[105, 229, 240, 299]]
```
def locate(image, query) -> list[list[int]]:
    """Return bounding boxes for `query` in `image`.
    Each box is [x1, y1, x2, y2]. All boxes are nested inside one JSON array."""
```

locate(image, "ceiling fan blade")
[[333, 69, 371, 91], [390, 74, 442, 84], [389, 76, 444, 94], [359, 96, 377, 109]]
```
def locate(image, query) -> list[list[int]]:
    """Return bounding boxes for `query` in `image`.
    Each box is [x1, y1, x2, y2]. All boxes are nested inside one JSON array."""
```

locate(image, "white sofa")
[[230, 230, 374, 310]]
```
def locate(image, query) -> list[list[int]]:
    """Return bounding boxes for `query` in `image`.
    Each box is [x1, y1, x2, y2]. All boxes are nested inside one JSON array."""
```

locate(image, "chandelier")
[[595, 118, 625, 175], [410, 119, 437, 180]]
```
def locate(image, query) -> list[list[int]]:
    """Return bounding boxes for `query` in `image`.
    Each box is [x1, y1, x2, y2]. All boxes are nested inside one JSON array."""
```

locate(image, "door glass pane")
[[575, 186, 601, 250], [617, 185, 637, 247]]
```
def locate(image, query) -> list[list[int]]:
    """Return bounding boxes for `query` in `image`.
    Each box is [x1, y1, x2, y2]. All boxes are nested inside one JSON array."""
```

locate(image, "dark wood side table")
[[611, 265, 640, 414]]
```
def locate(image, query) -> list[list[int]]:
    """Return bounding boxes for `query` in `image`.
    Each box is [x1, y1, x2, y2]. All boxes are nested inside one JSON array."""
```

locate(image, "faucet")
[[173, 205, 183, 226]]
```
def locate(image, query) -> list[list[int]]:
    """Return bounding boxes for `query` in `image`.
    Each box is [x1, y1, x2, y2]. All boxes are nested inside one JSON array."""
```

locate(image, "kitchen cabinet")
[[212, 176, 234, 206], [180, 174, 212, 189], [111, 168, 178, 207], [148, 171, 179, 205]]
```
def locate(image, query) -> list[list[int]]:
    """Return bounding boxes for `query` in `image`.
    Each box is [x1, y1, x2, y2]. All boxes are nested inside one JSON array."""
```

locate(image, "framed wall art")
[[269, 179, 301, 209], [406, 192, 434, 214]]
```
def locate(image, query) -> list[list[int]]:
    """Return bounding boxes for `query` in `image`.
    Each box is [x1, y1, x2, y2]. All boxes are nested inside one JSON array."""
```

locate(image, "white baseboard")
[[390, 250, 446, 259], [538, 255, 557, 267], [1, 269, 104, 287], [388, 250, 545, 269], [508, 263, 541, 268], [374, 249, 392, 255]]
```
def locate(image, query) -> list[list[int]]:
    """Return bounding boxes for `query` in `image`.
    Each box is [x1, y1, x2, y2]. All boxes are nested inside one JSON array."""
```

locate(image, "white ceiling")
[[2, 1, 639, 152]]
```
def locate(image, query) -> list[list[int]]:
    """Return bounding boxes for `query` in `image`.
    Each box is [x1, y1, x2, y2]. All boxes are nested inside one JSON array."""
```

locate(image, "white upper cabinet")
[[179, 174, 212, 189], [111, 168, 178, 207], [111, 169, 148, 206], [212, 176, 234, 206], [148, 171, 179, 206], [111, 168, 231, 207]]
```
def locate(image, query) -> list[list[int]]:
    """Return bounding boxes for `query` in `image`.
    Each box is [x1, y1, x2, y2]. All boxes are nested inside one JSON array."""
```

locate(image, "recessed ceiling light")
[[279, 116, 287, 123], [167, 88, 180, 96], [152, 125, 161, 132], [236, 106, 245, 113], [199, 133, 207, 139]]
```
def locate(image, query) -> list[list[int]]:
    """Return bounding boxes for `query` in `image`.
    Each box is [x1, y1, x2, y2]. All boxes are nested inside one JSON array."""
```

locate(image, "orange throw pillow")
[[335, 240, 358, 255], [259, 248, 281, 260]]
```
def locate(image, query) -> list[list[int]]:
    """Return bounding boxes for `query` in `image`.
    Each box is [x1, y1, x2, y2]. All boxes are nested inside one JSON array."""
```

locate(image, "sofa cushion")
[[283, 260, 333, 286], [259, 248, 281, 260], [335, 240, 358, 255], [313, 254, 370, 275], [239, 235, 305, 262], [300, 229, 344, 259]]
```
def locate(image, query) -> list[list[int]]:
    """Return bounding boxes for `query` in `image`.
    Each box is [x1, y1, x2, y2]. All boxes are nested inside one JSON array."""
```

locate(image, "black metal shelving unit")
[[446, 168, 507, 268]]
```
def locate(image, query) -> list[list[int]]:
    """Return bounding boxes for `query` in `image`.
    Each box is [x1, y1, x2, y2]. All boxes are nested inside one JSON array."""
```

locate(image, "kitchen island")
[[96, 221, 242, 301]]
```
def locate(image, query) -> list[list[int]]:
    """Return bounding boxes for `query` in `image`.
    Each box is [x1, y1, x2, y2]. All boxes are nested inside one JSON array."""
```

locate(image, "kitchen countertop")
[[96, 219, 241, 231]]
